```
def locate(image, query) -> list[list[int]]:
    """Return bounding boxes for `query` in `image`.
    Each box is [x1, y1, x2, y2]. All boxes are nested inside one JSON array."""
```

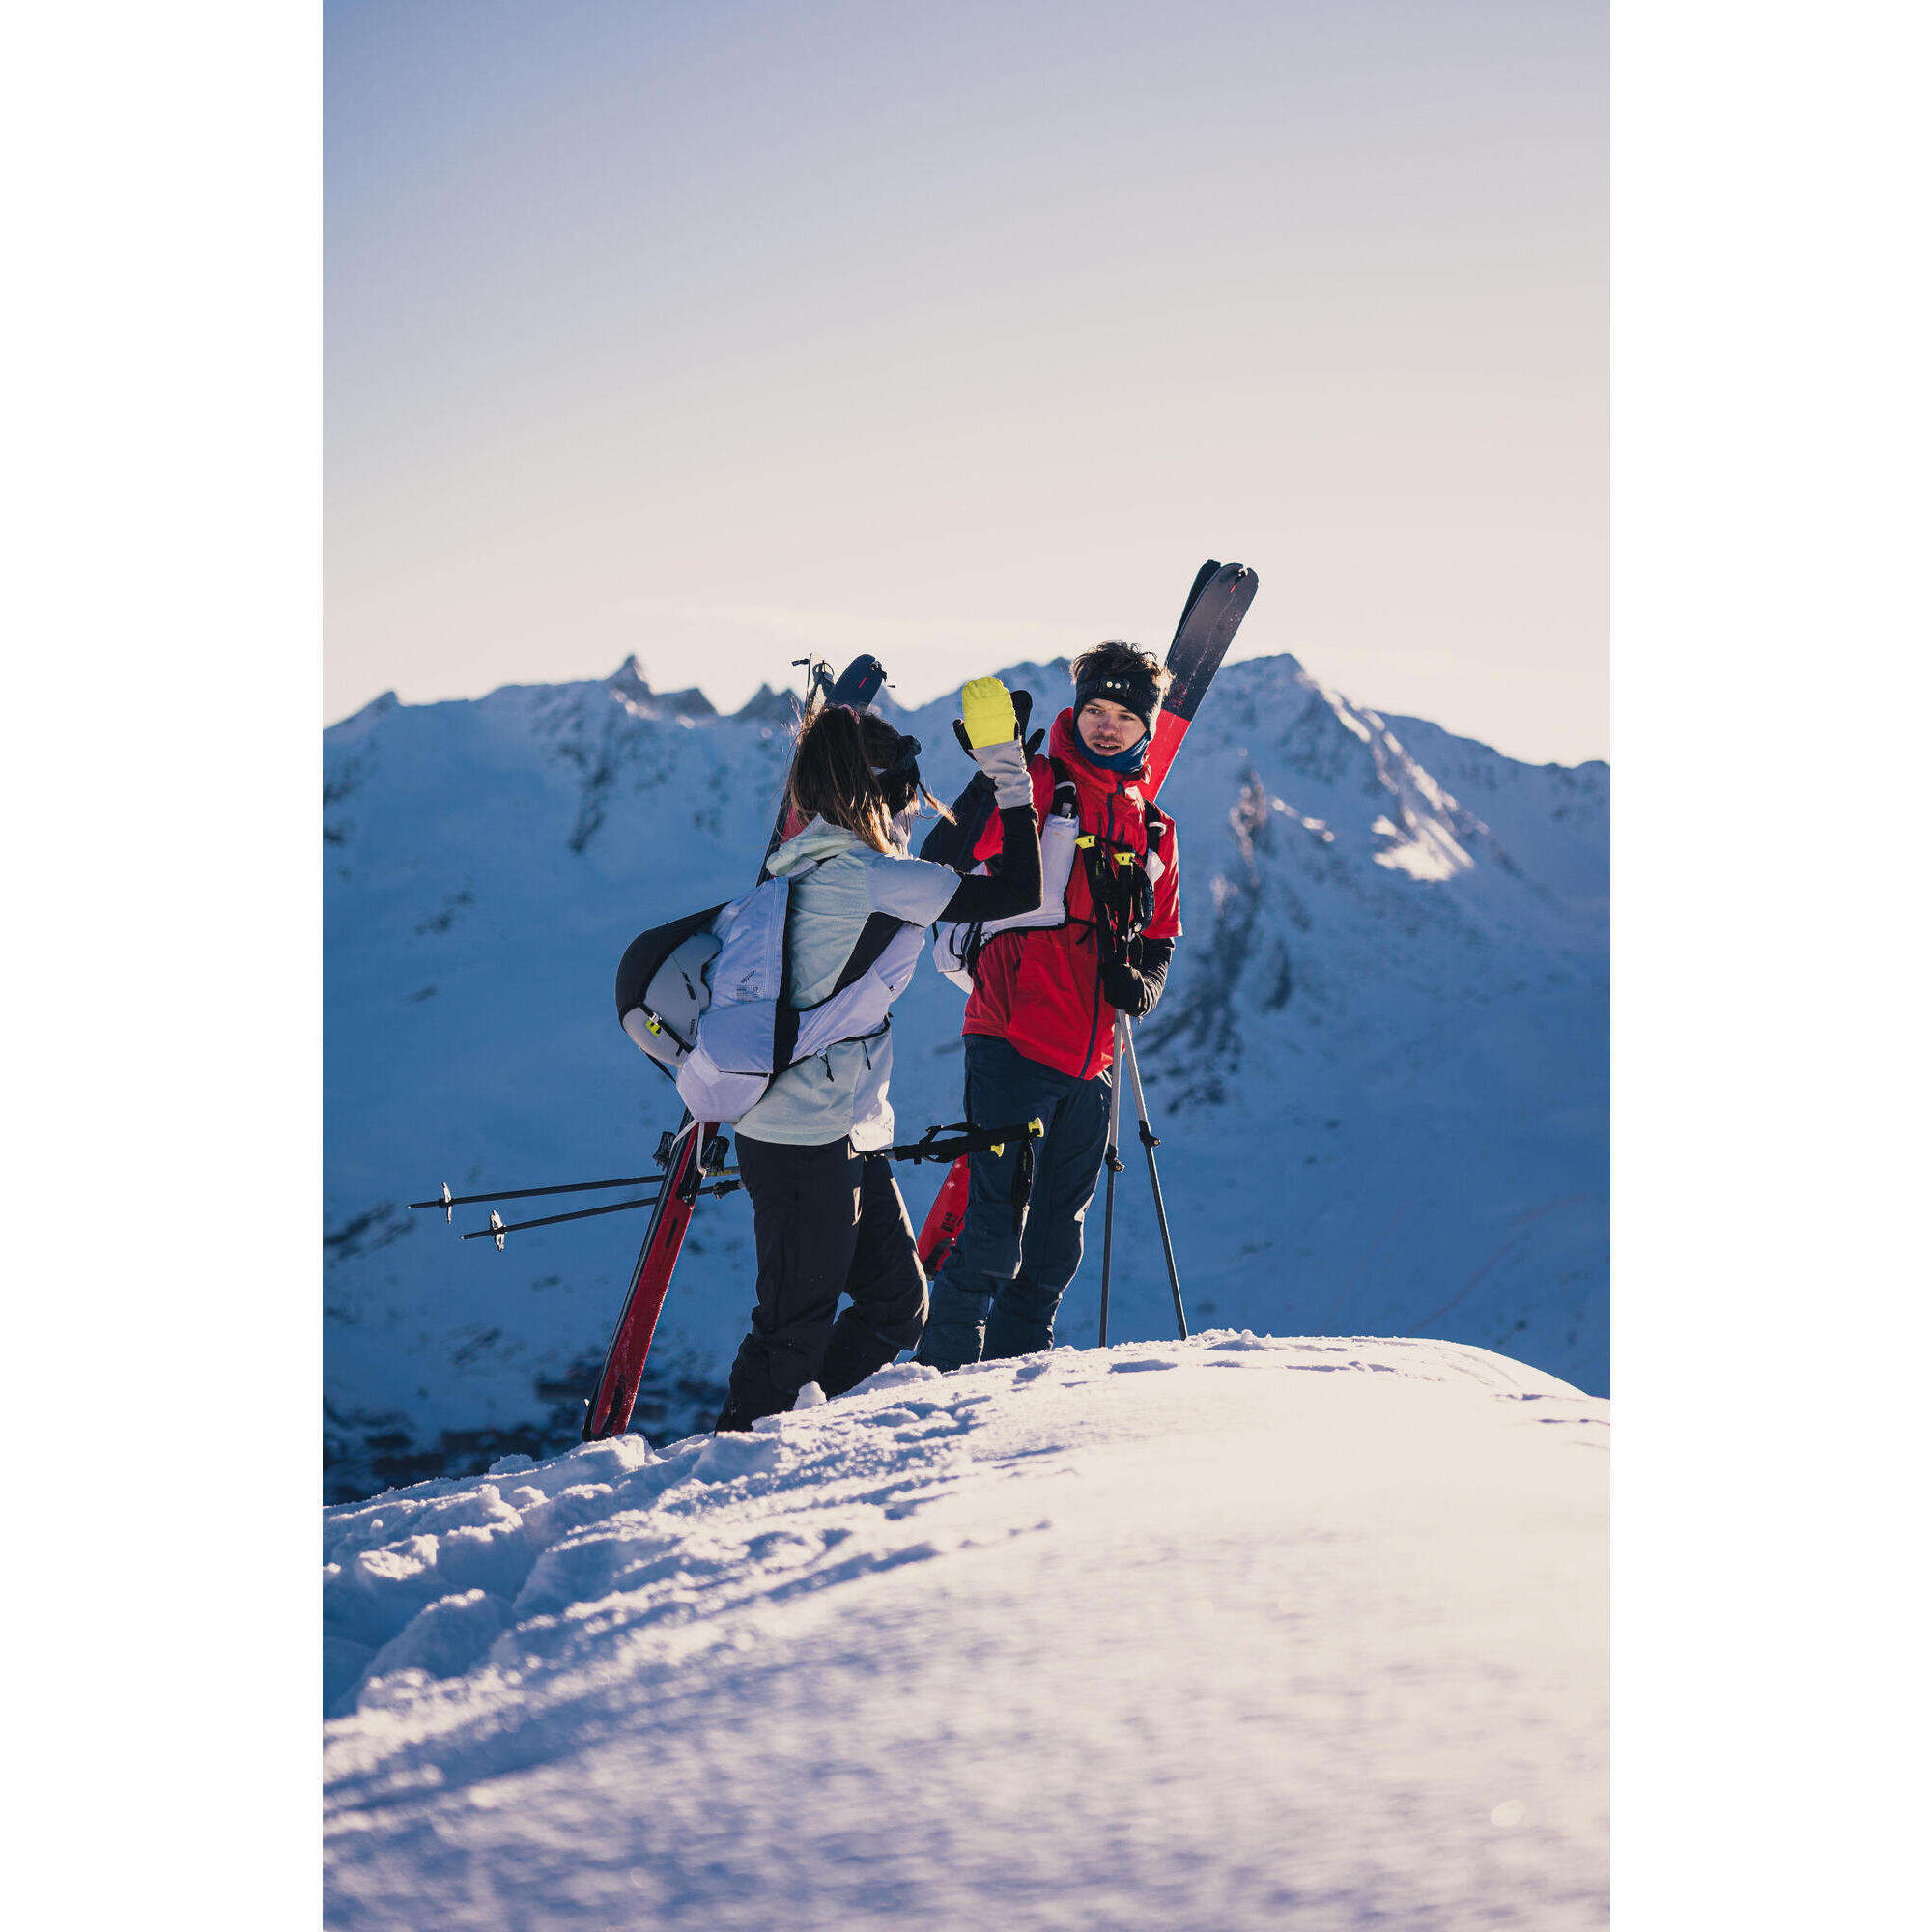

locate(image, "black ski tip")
[[827, 655, 887, 712], [1162, 560, 1260, 722], [1171, 559, 1222, 648]]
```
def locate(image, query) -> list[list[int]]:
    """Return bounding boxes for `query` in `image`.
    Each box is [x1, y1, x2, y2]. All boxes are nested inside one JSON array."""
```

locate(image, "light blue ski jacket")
[[732, 817, 962, 1151]]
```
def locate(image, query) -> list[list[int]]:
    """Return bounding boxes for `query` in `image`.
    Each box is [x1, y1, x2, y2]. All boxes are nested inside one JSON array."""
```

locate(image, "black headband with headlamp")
[[1074, 667, 1161, 735]]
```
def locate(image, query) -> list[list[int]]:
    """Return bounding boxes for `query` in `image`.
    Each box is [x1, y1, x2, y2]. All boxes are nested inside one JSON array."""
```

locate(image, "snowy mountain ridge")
[[324, 1333, 1609, 1929], [325, 650, 1607, 1500]]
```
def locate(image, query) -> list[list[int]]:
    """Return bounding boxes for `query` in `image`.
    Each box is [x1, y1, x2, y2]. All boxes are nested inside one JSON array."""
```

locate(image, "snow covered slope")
[[325, 653, 1607, 1496], [324, 1336, 1608, 1931]]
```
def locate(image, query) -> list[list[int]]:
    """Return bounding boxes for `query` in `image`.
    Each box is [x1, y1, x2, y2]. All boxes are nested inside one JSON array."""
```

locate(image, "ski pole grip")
[[886, 1118, 1045, 1164]]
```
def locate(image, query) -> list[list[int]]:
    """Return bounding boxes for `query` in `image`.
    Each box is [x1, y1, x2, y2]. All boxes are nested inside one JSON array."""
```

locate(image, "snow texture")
[[325, 1335, 1607, 1930], [325, 654, 1607, 1492]]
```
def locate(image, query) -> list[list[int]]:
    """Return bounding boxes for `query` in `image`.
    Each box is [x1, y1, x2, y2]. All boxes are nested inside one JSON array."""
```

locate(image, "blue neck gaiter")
[[1080, 735, 1151, 777]]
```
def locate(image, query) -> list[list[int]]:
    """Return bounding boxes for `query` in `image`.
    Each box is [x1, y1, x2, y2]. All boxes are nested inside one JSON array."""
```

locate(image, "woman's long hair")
[[785, 702, 946, 854]]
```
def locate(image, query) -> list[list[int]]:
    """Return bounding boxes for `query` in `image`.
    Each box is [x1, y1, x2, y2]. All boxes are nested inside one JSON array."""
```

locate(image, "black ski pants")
[[917, 1034, 1111, 1371], [726, 1133, 928, 1426]]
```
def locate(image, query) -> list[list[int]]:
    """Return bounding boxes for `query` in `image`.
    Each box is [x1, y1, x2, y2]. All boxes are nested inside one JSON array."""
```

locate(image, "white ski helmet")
[[614, 905, 725, 1069]]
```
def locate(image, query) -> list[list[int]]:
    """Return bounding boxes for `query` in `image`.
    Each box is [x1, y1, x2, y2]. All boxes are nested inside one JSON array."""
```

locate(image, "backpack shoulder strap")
[[1045, 755, 1080, 817], [771, 872, 802, 1068], [829, 911, 918, 997]]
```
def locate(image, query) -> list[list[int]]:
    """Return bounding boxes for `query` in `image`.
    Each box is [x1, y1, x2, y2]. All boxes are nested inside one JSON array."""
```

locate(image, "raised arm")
[[934, 678, 1040, 923], [937, 799, 1039, 922]]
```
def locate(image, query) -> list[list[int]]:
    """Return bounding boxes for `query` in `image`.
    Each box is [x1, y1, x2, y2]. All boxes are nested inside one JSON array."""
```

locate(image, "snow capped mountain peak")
[[328, 689, 401, 741], [600, 655, 716, 719]]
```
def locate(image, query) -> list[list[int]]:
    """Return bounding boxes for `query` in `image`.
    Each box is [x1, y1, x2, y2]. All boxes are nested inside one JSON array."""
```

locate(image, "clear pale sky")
[[327, 0, 1605, 763]]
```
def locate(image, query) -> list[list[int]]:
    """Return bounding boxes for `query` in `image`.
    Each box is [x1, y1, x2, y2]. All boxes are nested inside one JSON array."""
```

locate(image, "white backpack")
[[674, 866, 925, 1123]]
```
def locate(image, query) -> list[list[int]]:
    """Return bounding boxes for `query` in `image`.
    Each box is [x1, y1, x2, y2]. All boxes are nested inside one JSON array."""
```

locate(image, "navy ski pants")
[[918, 1034, 1111, 1370], [727, 1134, 928, 1425]]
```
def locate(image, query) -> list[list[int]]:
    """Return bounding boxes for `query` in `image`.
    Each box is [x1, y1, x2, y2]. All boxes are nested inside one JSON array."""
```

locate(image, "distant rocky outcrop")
[[607, 656, 716, 716], [733, 683, 798, 724]]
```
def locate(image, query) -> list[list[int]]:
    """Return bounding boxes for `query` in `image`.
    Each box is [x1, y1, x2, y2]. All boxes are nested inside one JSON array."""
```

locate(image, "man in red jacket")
[[917, 641, 1181, 1371]]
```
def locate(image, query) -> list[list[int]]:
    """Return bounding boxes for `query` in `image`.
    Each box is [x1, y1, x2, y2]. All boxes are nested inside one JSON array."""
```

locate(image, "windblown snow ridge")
[[325, 1333, 1605, 1931]]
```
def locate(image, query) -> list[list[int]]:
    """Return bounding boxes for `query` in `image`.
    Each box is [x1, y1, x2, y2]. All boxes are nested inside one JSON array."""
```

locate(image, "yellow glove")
[[960, 676, 1017, 751]]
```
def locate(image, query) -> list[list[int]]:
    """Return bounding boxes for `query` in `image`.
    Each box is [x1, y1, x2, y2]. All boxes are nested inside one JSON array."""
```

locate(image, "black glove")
[[1100, 959, 1155, 1018], [1013, 689, 1045, 756]]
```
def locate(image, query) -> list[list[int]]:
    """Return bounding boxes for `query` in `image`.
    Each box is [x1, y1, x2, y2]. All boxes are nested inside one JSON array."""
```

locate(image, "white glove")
[[971, 737, 1033, 809]]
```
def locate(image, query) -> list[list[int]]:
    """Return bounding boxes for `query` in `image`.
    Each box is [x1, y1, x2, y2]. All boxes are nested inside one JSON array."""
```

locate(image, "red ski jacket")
[[960, 709, 1181, 1080]]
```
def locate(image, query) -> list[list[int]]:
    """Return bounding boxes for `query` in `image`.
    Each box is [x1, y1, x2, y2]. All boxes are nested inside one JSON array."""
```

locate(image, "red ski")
[[917, 1159, 975, 1278], [1141, 560, 1259, 793], [581, 1122, 712, 1438], [914, 560, 1258, 1278]]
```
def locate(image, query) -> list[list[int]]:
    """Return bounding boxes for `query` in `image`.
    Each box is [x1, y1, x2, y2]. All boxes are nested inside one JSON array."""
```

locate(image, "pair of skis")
[[912, 559, 1259, 1279], [580, 568, 1256, 1440]]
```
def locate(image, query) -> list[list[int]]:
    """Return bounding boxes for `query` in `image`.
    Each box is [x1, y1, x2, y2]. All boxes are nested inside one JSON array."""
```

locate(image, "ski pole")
[[1097, 1010, 1125, 1347], [1120, 1017, 1187, 1340], [461, 1175, 742, 1245], [887, 1119, 1043, 1165], [420, 1123, 727, 1223], [410, 1174, 662, 1221]]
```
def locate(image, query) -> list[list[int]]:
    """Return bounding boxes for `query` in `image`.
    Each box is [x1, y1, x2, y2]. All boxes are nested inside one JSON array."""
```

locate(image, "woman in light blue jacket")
[[717, 681, 1039, 1429]]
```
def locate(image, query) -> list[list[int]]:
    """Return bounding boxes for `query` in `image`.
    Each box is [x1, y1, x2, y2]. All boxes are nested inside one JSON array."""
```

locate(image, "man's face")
[[1077, 696, 1147, 756]]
